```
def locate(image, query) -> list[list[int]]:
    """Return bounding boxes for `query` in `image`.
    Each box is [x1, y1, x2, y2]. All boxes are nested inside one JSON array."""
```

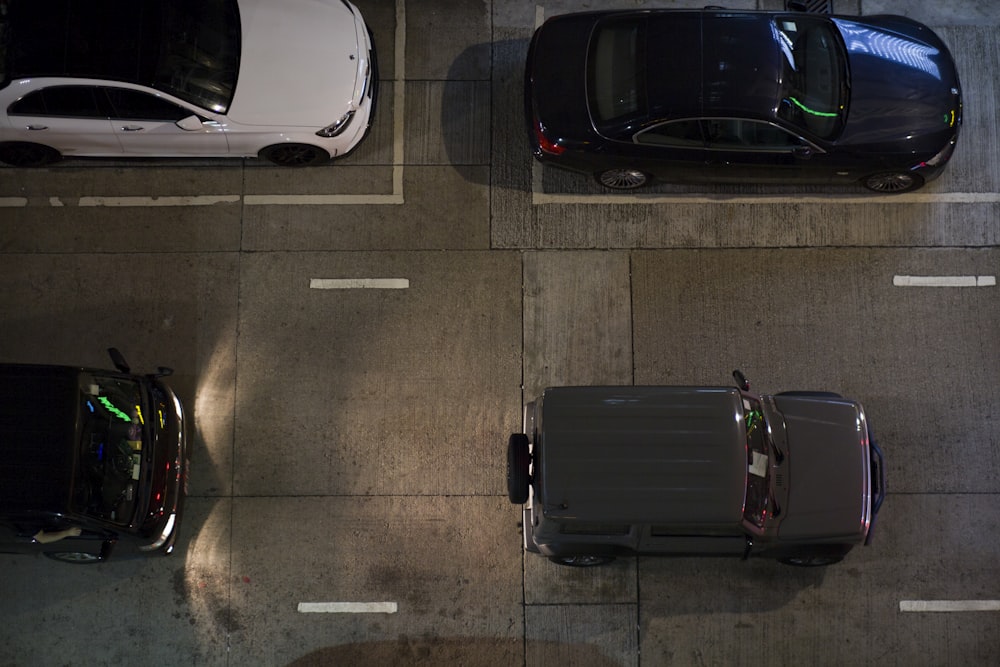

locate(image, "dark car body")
[[525, 9, 962, 193], [0, 350, 186, 563], [507, 373, 885, 566]]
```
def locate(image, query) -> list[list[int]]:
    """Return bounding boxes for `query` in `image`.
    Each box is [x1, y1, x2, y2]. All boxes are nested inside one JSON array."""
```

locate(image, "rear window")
[[587, 18, 646, 124]]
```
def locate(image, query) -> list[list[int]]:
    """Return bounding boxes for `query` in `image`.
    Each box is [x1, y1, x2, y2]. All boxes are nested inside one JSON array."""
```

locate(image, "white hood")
[[228, 0, 364, 127]]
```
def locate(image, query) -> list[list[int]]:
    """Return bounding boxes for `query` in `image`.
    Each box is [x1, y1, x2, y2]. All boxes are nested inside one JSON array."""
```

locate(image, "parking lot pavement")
[[1, 1, 999, 666]]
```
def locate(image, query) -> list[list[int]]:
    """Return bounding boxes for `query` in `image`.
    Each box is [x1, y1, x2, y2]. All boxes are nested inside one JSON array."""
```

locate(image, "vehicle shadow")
[[287, 637, 621, 667]]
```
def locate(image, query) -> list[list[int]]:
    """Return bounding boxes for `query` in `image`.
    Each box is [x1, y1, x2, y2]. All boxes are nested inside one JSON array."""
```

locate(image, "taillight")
[[534, 118, 565, 155]]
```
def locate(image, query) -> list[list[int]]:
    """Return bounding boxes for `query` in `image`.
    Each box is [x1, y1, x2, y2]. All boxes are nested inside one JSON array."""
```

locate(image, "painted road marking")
[[310, 278, 409, 290], [900, 600, 1000, 612], [893, 275, 996, 287], [531, 186, 1000, 206], [298, 602, 398, 614]]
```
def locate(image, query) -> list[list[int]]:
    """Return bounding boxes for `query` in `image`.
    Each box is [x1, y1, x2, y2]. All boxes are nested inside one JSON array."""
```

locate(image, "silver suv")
[[508, 371, 885, 567]]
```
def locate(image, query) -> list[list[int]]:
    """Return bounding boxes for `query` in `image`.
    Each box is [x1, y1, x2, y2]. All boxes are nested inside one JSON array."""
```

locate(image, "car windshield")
[[742, 397, 772, 529], [587, 18, 647, 125], [773, 17, 848, 140], [0, 0, 239, 113], [74, 374, 150, 526], [154, 0, 241, 113]]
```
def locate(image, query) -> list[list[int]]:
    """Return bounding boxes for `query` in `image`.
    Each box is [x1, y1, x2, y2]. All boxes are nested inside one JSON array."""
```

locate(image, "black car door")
[[702, 118, 852, 185], [601, 119, 710, 183]]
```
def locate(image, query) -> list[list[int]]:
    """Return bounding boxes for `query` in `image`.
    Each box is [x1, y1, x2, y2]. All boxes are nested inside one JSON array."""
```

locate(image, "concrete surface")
[[1, 1, 999, 666]]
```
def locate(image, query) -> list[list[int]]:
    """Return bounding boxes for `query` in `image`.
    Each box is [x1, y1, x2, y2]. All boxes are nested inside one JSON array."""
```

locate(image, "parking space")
[[1, 1, 999, 666]]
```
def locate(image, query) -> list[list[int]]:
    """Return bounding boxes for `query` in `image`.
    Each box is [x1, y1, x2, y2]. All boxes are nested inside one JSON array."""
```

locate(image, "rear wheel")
[[507, 434, 530, 504], [44, 551, 102, 564], [258, 143, 330, 167], [861, 171, 924, 194], [0, 142, 61, 167], [597, 168, 649, 190], [548, 555, 616, 567]]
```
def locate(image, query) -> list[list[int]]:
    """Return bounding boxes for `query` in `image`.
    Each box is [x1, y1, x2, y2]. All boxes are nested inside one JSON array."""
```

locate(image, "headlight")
[[316, 110, 356, 138]]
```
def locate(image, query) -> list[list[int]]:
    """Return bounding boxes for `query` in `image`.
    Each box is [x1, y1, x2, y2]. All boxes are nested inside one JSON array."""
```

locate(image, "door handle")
[[120, 125, 144, 132], [26, 125, 48, 131]]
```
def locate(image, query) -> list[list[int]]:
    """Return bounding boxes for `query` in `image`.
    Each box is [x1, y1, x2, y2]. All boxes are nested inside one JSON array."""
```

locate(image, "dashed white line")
[[900, 600, 1000, 612], [893, 275, 996, 287], [309, 278, 409, 289], [297, 602, 398, 614]]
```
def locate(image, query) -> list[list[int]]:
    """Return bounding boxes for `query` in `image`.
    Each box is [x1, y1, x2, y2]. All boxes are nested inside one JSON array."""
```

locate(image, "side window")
[[634, 119, 704, 147], [104, 88, 191, 122], [9, 86, 106, 118], [706, 119, 806, 151]]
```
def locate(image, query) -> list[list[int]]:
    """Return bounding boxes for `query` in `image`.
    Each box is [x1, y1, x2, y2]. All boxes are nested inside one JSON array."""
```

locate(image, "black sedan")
[[525, 9, 962, 193]]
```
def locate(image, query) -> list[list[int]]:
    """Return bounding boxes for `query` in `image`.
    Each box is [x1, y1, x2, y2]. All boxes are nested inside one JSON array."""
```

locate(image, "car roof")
[[0, 364, 79, 514], [536, 386, 747, 526], [3, 0, 159, 84], [597, 11, 786, 127]]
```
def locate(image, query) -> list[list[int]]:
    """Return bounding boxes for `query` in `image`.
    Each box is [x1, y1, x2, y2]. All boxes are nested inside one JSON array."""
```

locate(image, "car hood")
[[228, 0, 364, 127], [775, 397, 869, 542], [834, 18, 961, 150]]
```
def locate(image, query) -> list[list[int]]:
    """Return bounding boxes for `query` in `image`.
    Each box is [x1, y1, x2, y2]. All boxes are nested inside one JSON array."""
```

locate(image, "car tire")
[[548, 555, 616, 567], [258, 143, 331, 167], [0, 142, 62, 167], [779, 554, 844, 567], [44, 551, 102, 564], [597, 168, 650, 190], [861, 171, 925, 194], [507, 433, 530, 504]]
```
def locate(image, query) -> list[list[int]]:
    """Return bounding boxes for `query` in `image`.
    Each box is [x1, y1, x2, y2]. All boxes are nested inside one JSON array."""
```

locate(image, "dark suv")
[[507, 371, 885, 566], [0, 349, 186, 563]]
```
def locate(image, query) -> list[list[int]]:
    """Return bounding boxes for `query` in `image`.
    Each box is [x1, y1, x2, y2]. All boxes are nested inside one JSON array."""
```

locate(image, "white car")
[[0, 0, 377, 167]]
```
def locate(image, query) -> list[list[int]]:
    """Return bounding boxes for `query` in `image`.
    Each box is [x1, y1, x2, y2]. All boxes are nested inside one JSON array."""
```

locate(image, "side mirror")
[[792, 145, 814, 159], [175, 115, 205, 131], [732, 369, 750, 391]]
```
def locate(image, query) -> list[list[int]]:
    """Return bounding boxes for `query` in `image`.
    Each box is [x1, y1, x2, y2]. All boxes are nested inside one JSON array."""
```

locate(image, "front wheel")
[[779, 554, 844, 567], [861, 171, 924, 194], [597, 168, 649, 190], [258, 143, 330, 167], [548, 555, 616, 567], [0, 142, 62, 167]]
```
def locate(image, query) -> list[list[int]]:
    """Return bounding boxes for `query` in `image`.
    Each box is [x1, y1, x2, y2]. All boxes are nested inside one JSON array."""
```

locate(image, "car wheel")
[[44, 551, 102, 564], [861, 171, 924, 194], [258, 143, 330, 167], [548, 555, 616, 567], [597, 168, 649, 190], [507, 433, 530, 504], [779, 554, 844, 567], [0, 142, 61, 167]]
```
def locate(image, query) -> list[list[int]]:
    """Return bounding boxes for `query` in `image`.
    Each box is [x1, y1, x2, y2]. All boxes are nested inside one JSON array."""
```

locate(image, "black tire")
[[596, 168, 649, 190], [779, 554, 844, 567], [44, 551, 102, 564], [0, 142, 61, 167], [507, 433, 530, 504], [258, 143, 330, 167], [861, 171, 924, 194], [548, 555, 616, 567]]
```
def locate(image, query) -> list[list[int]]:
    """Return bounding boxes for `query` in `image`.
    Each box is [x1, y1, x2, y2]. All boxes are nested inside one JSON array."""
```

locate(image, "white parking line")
[[900, 600, 1000, 612], [531, 188, 1000, 206], [893, 275, 996, 287], [297, 602, 398, 614], [309, 278, 409, 289]]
